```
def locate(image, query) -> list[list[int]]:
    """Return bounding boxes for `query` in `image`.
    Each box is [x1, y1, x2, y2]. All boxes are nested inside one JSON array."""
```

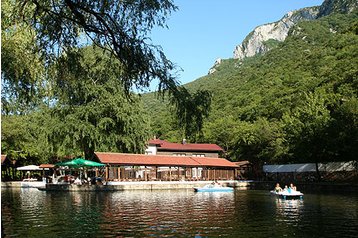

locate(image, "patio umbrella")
[[56, 158, 105, 168], [17, 165, 41, 171], [17, 165, 43, 179]]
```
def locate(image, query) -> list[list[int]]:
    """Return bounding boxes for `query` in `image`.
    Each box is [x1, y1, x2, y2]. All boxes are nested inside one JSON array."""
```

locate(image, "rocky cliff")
[[233, 7, 319, 60], [232, 0, 358, 61], [207, 0, 357, 74]]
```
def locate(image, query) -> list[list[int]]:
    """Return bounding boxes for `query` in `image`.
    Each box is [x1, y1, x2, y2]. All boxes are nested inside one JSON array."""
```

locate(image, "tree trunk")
[[84, 144, 95, 161]]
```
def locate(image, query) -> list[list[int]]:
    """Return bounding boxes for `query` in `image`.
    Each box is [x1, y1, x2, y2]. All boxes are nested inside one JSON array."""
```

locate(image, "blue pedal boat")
[[270, 190, 304, 199], [194, 184, 234, 192]]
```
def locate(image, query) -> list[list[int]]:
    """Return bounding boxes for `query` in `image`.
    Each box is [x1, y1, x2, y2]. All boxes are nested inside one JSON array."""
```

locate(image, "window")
[[193, 154, 205, 157], [173, 153, 186, 156]]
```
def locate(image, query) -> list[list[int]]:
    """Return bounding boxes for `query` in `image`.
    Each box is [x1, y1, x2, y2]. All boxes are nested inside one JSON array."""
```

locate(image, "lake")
[[1, 188, 358, 237]]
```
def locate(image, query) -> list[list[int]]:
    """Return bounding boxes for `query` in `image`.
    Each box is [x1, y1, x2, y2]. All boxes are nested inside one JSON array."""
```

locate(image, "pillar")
[[169, 167, 172, 181], [105, 166, 109, 181], [144, 166, 147, 181]]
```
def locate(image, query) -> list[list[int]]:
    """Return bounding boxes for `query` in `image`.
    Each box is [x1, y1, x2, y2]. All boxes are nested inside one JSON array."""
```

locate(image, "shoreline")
[[2, 180, 357, 192], [1, 180, 253, 191]]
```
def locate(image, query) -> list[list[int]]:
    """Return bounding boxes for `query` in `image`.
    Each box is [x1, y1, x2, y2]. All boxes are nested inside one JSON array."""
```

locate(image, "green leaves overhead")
[[15, 0, 179, 94], [1, 0, 45, 113]]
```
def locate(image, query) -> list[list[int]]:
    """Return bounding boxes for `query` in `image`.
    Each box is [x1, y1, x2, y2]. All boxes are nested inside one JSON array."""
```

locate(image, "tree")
[[1, 0, 45, 114], [170, 89, 212, 142], [10, 0, 178, 94], [50, 47, 151, 159], [203, 116, 239, 160], [282, 91, 332, 180], [1, 112, 51, 165], [328, 97, 358, 162], [2, 0, 211, 142]]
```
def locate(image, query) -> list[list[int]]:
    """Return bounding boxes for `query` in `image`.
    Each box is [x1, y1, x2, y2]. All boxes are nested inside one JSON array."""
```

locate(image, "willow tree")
[[1, 0, 46, 114], [50, 47, 151, 160], [3, 0, 211, 142]]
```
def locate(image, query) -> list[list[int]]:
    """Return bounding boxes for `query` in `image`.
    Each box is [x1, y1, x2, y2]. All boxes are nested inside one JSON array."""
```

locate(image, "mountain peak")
[[233, 7, 319, 60], [232, 0, 357, 61]]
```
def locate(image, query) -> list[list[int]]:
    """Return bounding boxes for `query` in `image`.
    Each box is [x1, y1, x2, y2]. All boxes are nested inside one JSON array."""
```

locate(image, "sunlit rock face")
[[233, 0, 358, 61], [233, 7, 319, 60]]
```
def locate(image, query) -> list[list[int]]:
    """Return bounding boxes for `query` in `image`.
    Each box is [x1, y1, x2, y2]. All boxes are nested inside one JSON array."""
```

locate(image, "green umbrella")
[[56, 158, 105, 167]]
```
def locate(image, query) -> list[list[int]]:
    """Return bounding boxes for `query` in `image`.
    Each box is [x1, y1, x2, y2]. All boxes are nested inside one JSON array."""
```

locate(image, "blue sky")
[[148, 0, 324, 90]]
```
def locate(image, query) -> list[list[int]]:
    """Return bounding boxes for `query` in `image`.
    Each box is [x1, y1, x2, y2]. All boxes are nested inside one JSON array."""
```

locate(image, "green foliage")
[[262, 39, 281, 50], [144, 11, 358, 164], [1, 111, 52, 164], [50, 47, 151, 159], [169, 89, 212, 141], [12, 0, 179, 94], [1, 0, 46, 113], [282, 90, 332, 162], [2, 0, 213, 163], [2, 1, 357, 167]]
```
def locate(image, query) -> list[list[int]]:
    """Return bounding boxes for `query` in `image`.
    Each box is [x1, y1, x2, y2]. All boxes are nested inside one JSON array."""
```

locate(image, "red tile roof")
[[95, 152, 238, 168], [148, 139, 223, 152]]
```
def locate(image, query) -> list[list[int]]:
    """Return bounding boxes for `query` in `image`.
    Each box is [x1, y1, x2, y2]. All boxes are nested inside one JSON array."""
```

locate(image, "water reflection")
[[274, 197, 304, 223], [2, 188, 358, 237], [97, 190, 236, 237]]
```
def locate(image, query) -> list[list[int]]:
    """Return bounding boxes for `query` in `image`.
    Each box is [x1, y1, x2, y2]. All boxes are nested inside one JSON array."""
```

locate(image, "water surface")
[[1, 188, 357, 237]]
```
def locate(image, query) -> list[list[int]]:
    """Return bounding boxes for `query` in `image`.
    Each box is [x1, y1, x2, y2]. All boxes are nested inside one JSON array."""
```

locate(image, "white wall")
[[145, 145, 157, 155]]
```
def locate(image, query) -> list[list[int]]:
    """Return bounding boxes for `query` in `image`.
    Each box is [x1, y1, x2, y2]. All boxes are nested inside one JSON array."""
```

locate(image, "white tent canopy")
[[17, 165, 44, 171], [263, 164, 316, 173], [263, 161, 356, 173]]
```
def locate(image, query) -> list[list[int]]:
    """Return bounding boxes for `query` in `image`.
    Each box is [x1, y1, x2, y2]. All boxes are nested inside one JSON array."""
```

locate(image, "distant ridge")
[[229, 0, 357, 63]]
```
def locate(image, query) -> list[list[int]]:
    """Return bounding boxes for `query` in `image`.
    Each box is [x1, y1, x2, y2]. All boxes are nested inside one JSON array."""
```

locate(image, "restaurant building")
[[145, 139, 224, 158], [96, 140, 238, 181]]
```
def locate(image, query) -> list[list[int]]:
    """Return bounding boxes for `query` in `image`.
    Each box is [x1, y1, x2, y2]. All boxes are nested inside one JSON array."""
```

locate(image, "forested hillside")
[[143, 11, 358, 165], [1, 0, 357, 170]]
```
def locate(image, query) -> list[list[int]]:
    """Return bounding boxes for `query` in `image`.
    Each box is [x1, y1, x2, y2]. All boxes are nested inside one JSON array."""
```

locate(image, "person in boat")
[[283, 185, 288, 192], [215, 180, 221, 186], [290, 183, 297, 191], [274, 183, 282, 193], [211, 180, 221, 187], [74, 177, 82, 185]]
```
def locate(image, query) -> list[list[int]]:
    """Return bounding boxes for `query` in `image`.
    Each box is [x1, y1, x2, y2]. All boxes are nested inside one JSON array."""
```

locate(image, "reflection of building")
[[145, 139, 224, 158], [96, 152, 238, 181]]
